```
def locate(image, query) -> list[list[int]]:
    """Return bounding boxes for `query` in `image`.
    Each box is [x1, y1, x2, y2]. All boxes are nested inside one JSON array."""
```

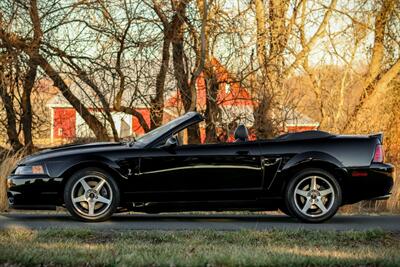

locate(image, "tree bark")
[[193, 0, 220, 143], [20, 0, 41, 152], [204, 73, 219, 143], [253, 0, 285, 138], [0, 83, 23, 151], [21, 59, 37, 152], [171, 9, 201, 144], [150, 31, 170, 129]]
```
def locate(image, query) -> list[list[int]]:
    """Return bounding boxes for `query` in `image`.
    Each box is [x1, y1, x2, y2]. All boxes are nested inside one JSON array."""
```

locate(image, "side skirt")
[[125, 199, 282, 213]]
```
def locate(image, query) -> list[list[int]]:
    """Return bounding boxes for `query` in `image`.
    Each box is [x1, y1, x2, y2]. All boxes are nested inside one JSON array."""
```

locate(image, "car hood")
[[20, 142, 126, 165]]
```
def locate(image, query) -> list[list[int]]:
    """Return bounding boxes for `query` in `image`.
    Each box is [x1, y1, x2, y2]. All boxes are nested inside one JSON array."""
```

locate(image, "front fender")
[[46, 155, 127, 181]]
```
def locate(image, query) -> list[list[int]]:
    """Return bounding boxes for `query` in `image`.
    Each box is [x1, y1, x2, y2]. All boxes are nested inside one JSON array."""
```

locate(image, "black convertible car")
[[7, 112, 394, 222]]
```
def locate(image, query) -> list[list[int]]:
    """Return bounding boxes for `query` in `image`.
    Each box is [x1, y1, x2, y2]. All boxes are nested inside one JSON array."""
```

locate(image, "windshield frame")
[[131, 112, 204, 148]]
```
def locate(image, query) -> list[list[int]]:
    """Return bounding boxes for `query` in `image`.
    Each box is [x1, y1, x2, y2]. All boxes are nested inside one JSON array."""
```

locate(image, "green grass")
[[0, 228, 399, 266]]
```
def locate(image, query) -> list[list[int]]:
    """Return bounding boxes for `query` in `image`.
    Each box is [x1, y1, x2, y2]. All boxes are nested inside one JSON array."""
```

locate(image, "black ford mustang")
[[7, 112, 394, 222]]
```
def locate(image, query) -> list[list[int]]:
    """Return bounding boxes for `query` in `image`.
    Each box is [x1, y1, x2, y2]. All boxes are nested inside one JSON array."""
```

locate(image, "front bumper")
[[342, 163, 394, 204], [7, 174, 63, 209]]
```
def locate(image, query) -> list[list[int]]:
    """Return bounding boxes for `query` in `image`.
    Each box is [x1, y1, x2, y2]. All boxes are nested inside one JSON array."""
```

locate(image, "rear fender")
[[282, 151, 343, 171], [269, 151, 347, 193]]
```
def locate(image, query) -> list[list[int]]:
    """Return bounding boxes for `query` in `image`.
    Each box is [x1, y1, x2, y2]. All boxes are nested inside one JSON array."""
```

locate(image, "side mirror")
[[161, 136, 178, 149]]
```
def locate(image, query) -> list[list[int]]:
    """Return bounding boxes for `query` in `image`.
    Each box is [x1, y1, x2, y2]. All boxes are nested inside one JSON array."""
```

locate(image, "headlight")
[[15, 165, 46, 175]]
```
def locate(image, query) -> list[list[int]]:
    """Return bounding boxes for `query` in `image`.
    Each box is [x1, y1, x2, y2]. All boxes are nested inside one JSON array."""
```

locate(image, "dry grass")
[[0, 150, 25, 212], [0, 228, 399, 266], [388, 166, 400, 212]]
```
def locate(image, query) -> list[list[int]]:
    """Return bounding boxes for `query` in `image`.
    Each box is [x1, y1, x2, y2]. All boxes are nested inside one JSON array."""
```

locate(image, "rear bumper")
[[7, 174, 63, 209], [342, 163, 394, 204]]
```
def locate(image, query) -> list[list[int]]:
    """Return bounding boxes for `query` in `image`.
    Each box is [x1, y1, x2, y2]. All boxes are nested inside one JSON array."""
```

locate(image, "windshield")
[[132, 113, 198, 147]]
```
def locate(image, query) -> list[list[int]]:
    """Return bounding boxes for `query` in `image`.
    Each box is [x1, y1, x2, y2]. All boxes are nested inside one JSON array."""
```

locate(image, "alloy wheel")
[[293, 175, 335, 218], [71, 175, 113, 217]]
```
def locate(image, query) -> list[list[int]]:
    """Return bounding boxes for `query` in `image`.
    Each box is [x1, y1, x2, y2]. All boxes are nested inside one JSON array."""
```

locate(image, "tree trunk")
[[204, 73, 219, 143], [193, 0, 221, 143], [172, 8, 201, 144], [21, 59, 38, 152], [150, 31, 171, 130], [0, 173, 8, 212], [253, 97, 274, 139], [0, 84, 23, 152], [150, 0, 190, 130], [253, 0, 280, 139]]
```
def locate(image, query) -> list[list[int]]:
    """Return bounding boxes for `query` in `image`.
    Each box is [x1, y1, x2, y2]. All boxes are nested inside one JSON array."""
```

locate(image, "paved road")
[[0, 213, 399, 231]]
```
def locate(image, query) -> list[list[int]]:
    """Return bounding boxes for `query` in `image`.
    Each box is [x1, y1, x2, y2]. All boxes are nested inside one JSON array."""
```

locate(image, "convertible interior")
[[175, 124, 250, 146]]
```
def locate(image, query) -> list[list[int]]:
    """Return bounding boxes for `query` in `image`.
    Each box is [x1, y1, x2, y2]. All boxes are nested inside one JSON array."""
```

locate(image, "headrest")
[[234, 124, 249, 142]]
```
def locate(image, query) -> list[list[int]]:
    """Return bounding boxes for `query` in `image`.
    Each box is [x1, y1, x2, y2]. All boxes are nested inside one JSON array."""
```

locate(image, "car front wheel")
[[64, 168, 120, 222], [285, 168, 341, 223]]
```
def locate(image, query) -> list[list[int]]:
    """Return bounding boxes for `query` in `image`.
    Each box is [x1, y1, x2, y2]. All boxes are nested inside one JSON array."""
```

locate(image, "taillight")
[[373, 144, 384, 163]]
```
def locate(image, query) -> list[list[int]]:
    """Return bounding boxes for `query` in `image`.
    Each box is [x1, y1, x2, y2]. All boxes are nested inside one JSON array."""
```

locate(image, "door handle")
[[236, 150, 249, 155]]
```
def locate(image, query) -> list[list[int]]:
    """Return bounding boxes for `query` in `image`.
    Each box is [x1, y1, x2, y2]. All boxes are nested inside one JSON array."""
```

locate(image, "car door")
[[134, 141, 263, 201]]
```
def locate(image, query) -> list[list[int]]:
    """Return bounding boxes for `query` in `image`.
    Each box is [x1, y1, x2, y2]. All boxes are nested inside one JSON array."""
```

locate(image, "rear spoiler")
[[370, 133, 383, 144]]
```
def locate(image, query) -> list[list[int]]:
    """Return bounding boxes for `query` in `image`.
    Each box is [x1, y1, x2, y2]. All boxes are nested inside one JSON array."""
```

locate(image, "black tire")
[[285, 168, 341, 223], [64, 168, 120, 222]]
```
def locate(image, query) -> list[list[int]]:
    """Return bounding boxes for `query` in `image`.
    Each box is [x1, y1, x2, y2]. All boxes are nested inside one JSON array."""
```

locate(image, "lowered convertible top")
[[275, 130, 334, 141]]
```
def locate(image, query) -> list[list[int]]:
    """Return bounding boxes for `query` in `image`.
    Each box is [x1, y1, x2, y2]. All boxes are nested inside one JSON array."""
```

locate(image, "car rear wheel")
[[285, 168, 341, 223], [64, 168, 120, 222]]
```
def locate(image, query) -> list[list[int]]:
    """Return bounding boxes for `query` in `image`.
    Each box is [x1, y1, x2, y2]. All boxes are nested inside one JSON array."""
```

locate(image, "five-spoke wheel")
[[285, 168, 341, 223], [64, 168, 120, 222]]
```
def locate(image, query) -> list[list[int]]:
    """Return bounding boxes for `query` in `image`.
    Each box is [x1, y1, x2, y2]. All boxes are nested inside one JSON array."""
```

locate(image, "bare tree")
[[342, 0, 400, 131], [0, 0, 110, 141]]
